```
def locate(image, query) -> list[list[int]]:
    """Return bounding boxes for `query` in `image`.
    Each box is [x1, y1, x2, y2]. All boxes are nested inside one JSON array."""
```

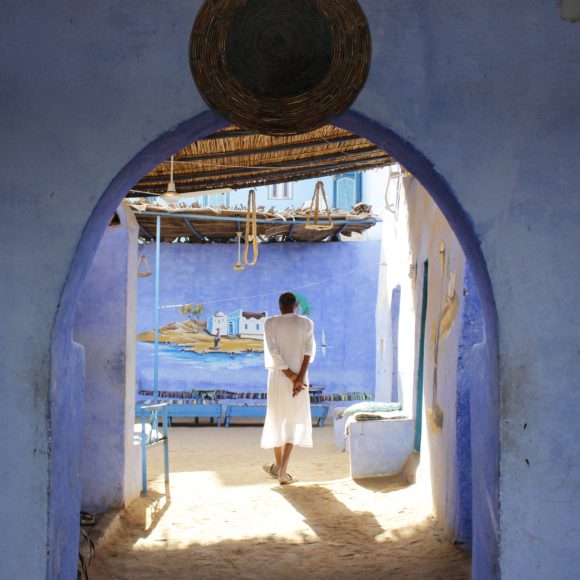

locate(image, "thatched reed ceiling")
[[130, 125, 394, 196]]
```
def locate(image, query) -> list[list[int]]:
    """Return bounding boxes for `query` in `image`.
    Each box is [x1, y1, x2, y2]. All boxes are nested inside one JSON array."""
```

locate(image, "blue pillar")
[[153, 216, 161, 402]]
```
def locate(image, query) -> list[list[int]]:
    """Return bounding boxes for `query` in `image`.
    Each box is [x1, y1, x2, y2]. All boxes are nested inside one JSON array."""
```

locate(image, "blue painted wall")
[[5, 1, 580, 576], [48, 339, 85, 580], [137, 241, 380, 395], [74, 206, 140, 513], [454, 265, 484, 546]]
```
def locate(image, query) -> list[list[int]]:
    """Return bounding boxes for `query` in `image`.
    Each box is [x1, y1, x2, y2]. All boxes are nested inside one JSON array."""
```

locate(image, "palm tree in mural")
[[295, 293, 311, 316], [192, 303, 204, 332], [179, 304, 196, 334]]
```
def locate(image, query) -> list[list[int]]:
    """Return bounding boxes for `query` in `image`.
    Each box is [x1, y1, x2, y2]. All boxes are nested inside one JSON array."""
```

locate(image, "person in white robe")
[[261, 292, 316, 484]]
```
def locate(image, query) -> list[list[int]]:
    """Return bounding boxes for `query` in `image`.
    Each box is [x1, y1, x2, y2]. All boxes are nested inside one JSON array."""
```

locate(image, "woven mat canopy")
[[131, 125, 394, 196], [190, 0, 370, 135]]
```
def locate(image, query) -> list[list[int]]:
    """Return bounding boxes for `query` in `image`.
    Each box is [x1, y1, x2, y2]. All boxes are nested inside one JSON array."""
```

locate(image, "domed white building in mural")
[[207, 309, 268, 338]]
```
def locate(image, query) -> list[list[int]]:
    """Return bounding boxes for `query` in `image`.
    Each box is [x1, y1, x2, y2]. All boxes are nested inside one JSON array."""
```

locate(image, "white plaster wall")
[[377, 167, 419, 414], [122, 206, 141, 506], [361, 167, 389, 241], [369, 167, 393, 400], [374, 256, 392, 402], [378, 169, 467, 540], [0, 1, 579, 578], [412, 183, 466, 541]]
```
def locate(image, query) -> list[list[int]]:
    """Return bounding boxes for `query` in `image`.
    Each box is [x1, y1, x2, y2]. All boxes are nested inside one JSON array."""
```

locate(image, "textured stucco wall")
[[455, 265, 485, 547], [74, 203, 139, 513], [47, 340, 85, 580], [136, 242, 379, 394], [0, 1, 579, 578]]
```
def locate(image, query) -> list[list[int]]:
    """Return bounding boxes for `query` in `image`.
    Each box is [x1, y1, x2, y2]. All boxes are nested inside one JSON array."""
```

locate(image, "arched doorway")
[[51, 109, 499, 579]]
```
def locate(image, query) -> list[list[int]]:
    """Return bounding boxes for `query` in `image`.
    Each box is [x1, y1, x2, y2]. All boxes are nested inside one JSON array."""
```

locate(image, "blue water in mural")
[[138, 341, 263, 370]]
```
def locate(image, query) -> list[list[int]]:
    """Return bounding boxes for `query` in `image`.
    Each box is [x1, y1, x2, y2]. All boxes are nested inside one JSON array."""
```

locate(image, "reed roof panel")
[[130, 125, 394, 195]]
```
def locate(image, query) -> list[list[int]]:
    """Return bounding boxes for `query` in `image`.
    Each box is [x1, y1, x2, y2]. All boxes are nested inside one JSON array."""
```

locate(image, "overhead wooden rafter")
[[129, 125, 394, 196], [129, 203, 381, 244]]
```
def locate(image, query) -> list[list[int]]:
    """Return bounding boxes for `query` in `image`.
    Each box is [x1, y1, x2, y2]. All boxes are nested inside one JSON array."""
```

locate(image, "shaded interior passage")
[[89, 427, 469, 579]]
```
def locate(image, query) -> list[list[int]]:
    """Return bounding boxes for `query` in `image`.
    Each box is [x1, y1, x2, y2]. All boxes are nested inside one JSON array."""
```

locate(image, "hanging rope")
[[305, 180, 334, 230], [137, 254, 152, 277], [243, 188, 259, 266]]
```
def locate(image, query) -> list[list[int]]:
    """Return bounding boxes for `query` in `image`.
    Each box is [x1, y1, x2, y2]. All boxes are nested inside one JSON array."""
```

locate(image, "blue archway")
[[51, 108, 499, 579]]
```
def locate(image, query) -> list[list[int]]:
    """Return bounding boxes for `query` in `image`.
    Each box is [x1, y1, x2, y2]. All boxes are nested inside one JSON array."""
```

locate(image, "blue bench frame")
[[224, 404, 266, 426], [224, 404, 329, 427], [165, 403, 222, 426], [137, 401, 223, 427], [312, 405, 329, 427], [138, 403, 169, 494], [136, 401, 329, 428]]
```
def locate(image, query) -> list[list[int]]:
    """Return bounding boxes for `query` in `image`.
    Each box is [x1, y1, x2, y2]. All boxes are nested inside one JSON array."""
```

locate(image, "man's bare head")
[[279, 292, 297, 314]]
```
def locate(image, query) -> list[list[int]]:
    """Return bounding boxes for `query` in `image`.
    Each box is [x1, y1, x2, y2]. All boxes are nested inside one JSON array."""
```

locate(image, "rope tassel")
[[243, 189, 259, 266], [306, 180, 334, 231]]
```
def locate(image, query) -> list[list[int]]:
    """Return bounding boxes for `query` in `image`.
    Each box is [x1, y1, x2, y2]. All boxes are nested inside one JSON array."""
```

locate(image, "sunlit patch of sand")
[[90, 426, 470, 579]]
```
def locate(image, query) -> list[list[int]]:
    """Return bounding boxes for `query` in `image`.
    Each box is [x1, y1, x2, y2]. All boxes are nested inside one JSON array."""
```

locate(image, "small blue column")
[[153, 216, 161, 402]]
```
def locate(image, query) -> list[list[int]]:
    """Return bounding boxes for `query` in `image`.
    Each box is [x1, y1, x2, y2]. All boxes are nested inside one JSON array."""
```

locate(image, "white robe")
[[260, 313, 316, 448]]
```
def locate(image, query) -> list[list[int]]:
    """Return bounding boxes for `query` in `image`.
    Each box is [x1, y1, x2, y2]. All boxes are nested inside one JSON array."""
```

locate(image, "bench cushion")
[[342, 401, 402, 418]]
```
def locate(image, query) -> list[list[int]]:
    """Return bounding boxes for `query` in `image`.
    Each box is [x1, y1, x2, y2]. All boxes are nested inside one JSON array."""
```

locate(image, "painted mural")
[[136, 242, 380, 394], [138, 306, 268, 371]]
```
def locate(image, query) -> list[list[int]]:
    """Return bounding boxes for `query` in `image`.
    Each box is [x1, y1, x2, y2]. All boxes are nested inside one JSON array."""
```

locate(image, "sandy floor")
[[89, 425, 470, 579]]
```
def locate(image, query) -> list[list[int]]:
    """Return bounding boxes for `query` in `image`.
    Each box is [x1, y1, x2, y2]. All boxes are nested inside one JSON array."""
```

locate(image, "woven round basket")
[[189, 0, 371, 135]]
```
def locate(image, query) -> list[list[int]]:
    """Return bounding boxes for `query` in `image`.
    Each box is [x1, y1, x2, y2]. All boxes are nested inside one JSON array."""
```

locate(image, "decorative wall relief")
[[429, 241, 460, 430]]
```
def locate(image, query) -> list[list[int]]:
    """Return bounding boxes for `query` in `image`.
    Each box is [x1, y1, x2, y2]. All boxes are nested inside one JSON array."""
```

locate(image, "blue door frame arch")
[[51, 108, 499, 579]]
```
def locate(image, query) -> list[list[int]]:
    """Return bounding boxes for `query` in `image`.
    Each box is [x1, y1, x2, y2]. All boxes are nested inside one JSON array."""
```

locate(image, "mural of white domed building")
[[207, 309, 268, 339]]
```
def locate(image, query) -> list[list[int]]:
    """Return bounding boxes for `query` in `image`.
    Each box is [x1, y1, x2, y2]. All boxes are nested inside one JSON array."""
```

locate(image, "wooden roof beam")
[[139, 225, 154, 240], [183, 218, 207, 242]]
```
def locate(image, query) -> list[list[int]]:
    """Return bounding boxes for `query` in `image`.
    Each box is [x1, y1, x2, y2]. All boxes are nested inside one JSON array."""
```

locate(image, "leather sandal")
[[263, 463, 279, 479]]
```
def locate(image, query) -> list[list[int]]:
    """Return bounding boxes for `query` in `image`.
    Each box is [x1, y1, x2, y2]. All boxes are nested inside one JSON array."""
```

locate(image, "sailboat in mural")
[[321, 329, 327, 357]]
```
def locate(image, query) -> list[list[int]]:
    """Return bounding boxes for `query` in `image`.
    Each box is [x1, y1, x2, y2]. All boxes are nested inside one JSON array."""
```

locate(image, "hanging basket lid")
[[189, 0, 371, 135]]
